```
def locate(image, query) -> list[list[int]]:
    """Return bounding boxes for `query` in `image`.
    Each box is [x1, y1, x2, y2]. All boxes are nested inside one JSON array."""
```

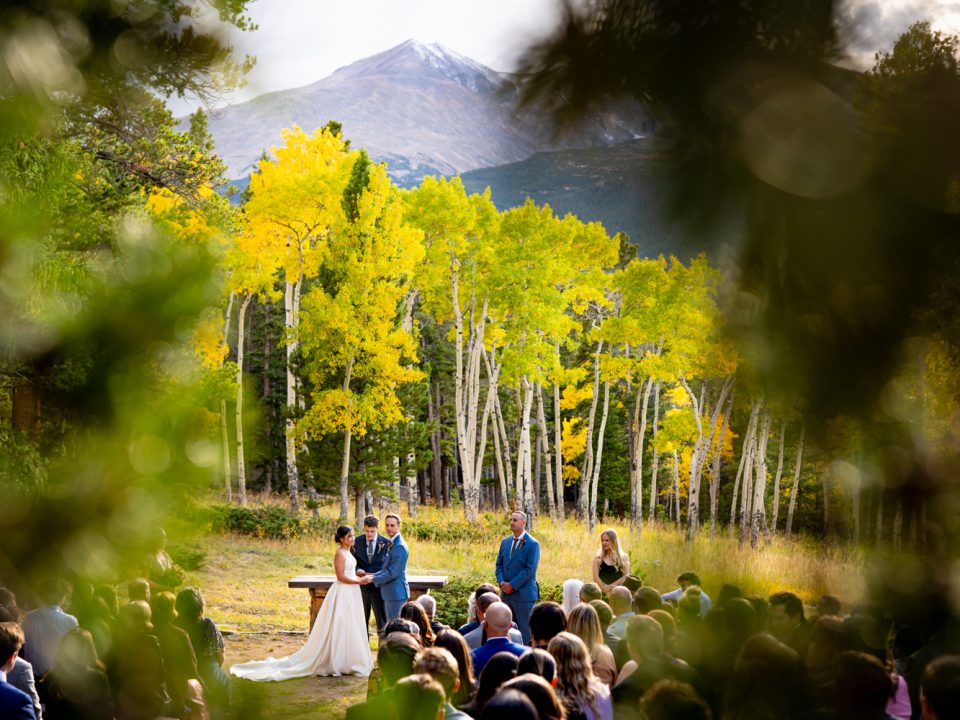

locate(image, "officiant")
[[354, 514, 389, 635]]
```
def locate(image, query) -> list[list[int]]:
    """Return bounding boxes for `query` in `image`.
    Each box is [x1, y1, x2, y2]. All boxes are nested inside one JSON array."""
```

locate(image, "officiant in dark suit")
[[353, 515, 389, 635]]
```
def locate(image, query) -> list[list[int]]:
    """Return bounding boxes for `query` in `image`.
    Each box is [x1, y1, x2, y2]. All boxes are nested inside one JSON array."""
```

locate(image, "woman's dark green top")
[[598, 559, 623, 585]]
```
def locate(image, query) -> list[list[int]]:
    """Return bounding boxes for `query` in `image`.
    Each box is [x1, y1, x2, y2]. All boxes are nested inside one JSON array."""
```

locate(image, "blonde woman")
[[548, 632, 613, 720], [592, 529, 629, 594], [566, 604, 617, 687]]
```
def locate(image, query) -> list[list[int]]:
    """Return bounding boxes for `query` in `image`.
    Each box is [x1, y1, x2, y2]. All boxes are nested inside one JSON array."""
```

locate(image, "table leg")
[[308, 587, 328, 631]]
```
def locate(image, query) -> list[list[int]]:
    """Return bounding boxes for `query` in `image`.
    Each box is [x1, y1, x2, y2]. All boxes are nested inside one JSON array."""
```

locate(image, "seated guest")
[[698, 598, 756, 718], [724, 634, 813, 720], [463, 593, 523, 649], [567, 604, 617, 687], [105, 601, 166, 720], [816, 594, 842, 620], [44, 628, 114, 720], [606, 588, 634, 641], [143, 528, 182, 593], [580, 583, 602, 604], [549, 631, 613, 720], [348, 633, 420, 718], [716, 583, 742, 607], [675, 588, 706, 667], [634, 587, 664, 615], [611, 615, 703, 720], [401, 601, 436, 647], [831, 651, 897, 720], [920, 655, 960, 720], [661, 573, 712, 618], [393, 674, 447, 720], [465, 652, 519, 717], [517, 648, 556, 685], [592, 529, 630, 595], [459, 584, 498, 636], [93, 586, 119, 623], [0, 589, 20, 617], [502, 675, 565, 720], [589, 600, 617, 649], [126, 579, 150, 604], [417, 595, 448, 637], [433, 630, 474, 709], [0, 607, 41, 720], [0, 621, 35, 720], [151, 592, 202, 719], [478, 688, 538, 720], [413, 647, 471, 720], [616, 610, 678, 683], [529, 602, 568, 649], [640, 679, 711, 720], [175, 588, 228, 718], [768, 591, 809, 659], [562, 580, 584, 616], [471, 603, 526, 674], [22, 578, 78, 679]]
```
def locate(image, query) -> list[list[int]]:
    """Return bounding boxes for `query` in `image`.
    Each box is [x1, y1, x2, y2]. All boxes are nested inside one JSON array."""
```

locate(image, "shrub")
[[168, 544, 207, 571]]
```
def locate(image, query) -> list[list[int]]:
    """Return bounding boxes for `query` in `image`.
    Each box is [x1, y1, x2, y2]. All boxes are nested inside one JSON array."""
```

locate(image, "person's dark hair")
[[474, 583, 499, 600], [589, 599, 613, 628], [401, 601, 435, 646], [623, 575, 643, 593], [833, 650, 895, 716], [634, 586, 664, 614], [717, 583, 742, 607], [471, 651, 519, 713], [384, 618, 421, 639], [39, 577, 70, 606], [0, 589, 19, 621], [150, 591, 178, 626], [413, 646, 459, 699], [0, 621, 23, 659], [334, 525, 352, 545], [434, 629, 474, 706], [817, 594, 841, 617], [579, 582, 602, 602], [769, 591, 805, 620], [363, 515, 379, 528], [922, 654, 960, 720], [529, 601, 567, 645], [502, 674, 566, 720], [725, 598, 757, 639], [0, 606, 17, 623], [744, 595, 768, 630], [94, 585, 119, 619], [393, 673, 446, 720], [477, 592, 501, 615], [378, 632, 421, 687], [517, 647, 557, 683], [478, 688, 539, 720], [678, 572, 702, 587], [175, 587, 205, 622], [641, 678, 712, 720]]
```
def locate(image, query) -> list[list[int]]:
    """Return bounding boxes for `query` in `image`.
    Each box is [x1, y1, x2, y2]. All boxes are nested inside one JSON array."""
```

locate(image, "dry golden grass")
[[190, 503, 865, 633]]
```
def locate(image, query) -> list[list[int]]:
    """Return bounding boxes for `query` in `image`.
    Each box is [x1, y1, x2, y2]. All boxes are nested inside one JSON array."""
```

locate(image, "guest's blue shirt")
[[470, 636, 526, 675]]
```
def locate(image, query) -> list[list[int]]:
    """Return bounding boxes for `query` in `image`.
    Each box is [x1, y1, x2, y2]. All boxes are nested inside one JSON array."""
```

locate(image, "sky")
[[171, 0, 960, 115]]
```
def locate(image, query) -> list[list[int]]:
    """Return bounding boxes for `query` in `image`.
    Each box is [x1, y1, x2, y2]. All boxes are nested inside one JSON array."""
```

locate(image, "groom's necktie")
[[510, 537, 519, 558], [368, 539, 374, 561]]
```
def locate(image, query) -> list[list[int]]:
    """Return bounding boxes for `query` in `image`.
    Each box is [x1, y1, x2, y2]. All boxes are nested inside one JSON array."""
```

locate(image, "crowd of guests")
[[0, 575, 229, 720], [345, 546, 960, 720]]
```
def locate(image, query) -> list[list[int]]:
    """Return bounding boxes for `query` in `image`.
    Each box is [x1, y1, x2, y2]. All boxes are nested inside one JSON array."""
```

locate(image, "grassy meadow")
[[184, 502, 866, 633]]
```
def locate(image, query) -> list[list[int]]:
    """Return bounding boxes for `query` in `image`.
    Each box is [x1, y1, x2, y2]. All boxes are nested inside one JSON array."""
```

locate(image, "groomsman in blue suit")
[[353, 515, 389, 635], [371, 513, 410, 621], [496, 510, 540, 645]]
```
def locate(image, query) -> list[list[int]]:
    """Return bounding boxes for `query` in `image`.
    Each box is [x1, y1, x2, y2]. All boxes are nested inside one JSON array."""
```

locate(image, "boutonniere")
[[377, 540, 388, 552], [518, 538, 526, 548]]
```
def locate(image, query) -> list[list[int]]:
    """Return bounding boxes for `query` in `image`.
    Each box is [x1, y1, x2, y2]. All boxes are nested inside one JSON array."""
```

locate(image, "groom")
[[370, 513, 409, 621], [353, 515, 389, 635]]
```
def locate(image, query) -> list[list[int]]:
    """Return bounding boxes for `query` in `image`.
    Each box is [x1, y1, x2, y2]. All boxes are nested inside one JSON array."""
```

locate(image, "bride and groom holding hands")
[[231, 509, 540, 681]]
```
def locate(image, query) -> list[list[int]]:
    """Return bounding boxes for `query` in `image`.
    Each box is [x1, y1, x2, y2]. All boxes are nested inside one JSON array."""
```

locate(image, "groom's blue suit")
[[372, 533, 409, 621], [496, 532, 540, 644]]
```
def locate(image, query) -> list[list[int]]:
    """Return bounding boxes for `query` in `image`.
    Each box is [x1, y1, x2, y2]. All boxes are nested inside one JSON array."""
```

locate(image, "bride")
[[230, 525, 375, 680]]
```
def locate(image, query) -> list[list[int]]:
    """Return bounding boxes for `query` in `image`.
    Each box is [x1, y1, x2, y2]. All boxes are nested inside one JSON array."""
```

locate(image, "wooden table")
[[288, 575, 449, 630]]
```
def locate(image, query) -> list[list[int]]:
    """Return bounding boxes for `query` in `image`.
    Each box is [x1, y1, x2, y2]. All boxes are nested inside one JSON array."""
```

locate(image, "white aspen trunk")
[[392, 457, 402, 504], [553, 351, 564, 519], [785, 425, 805, 540], [220, 291, 235, 503], [730, 400, 761, 535], [710, 392, 733, 534], [632, 376, 654, 531], [673, 451, 681, 527], [284, 277, 301, 514], [235, 292, 251, 507], [536, 383, 557, 522], [471, 341, 498, 508], [516, 376, 535, 521], [750, 411, 773, 549], [338, 356, 355, 521], [580, 340, 604, 520], [482, 348, 509, 510], [649, 382, 661, 524], [589, 380, 611, 534], [678, 373, 705, 540], [491, 402, 508, 510], [770, 421, 787, 534]]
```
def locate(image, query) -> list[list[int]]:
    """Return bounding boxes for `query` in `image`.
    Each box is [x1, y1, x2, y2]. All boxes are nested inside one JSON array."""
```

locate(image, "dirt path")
[[225, 632, 371, 719]]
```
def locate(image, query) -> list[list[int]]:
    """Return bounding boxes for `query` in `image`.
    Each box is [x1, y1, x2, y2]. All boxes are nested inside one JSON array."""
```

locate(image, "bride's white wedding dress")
[[229, 549, 373, 680]]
